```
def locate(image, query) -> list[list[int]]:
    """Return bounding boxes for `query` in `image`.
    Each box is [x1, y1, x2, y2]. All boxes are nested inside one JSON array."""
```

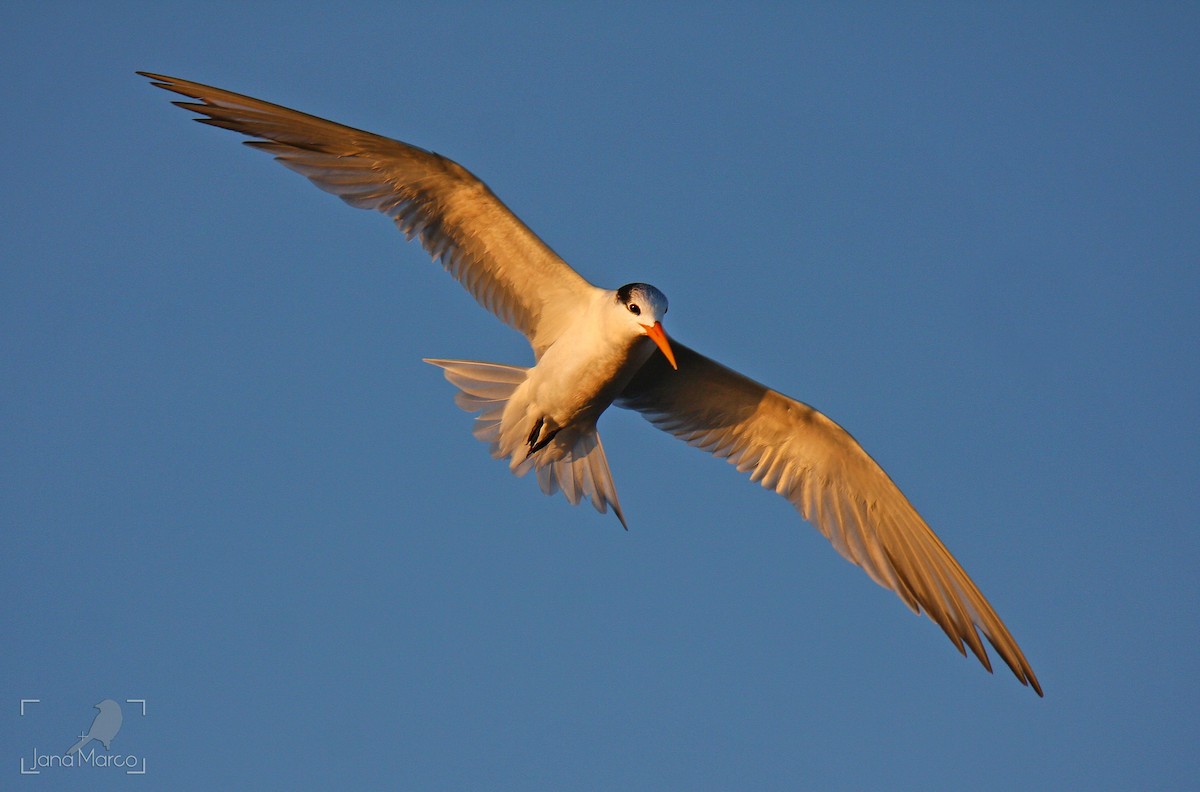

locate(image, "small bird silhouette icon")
[[66, 699, 122, 755]]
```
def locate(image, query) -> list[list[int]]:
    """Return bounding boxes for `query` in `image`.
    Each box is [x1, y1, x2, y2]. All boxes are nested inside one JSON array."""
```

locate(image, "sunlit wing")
[[618, 342, 1042, 695], [140, 72, 597, 356]]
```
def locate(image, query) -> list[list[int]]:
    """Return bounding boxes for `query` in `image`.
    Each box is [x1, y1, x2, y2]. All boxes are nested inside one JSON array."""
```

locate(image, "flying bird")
[[140, 72, 1042, 696], [66, 699, 123, 755]]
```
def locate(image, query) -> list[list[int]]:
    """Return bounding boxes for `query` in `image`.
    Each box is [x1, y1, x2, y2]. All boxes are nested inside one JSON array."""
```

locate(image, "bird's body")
[[429, 283, 673, 525], [501, 285, 665, 458], [141, 72, 1042, 696]]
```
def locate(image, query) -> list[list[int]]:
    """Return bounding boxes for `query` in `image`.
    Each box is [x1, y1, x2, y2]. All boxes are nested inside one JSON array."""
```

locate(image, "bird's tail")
[[425, 358, 627, 528], [66, 736, 92, 756]]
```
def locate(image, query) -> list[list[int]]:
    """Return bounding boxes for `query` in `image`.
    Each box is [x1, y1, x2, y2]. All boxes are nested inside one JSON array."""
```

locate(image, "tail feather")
[[425, 358, 525, 454], [586, 435, 625, 525], [426, 358, 627, 527], [532, 432, 626, 529]]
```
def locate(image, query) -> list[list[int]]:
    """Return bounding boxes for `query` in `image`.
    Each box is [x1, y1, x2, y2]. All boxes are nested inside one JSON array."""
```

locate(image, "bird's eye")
[[629, 304, 641, 316]]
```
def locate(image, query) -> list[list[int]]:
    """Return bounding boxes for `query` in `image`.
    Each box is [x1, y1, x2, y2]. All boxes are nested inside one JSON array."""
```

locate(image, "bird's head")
[[616, 283, 676, 370]]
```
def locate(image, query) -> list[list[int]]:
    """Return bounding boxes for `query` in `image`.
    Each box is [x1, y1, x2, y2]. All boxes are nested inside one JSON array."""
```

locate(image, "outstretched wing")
[[141, 72, 597, 356], [618, 342, 1042, 695]]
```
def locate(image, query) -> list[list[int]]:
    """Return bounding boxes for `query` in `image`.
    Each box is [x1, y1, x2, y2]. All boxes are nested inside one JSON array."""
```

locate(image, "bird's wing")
[[140, 72, 597, 355], [617, 342, 1042, 695]]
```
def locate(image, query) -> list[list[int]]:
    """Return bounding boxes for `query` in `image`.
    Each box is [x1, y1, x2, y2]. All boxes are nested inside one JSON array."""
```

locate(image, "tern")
[[140, 72, 1042, 696]]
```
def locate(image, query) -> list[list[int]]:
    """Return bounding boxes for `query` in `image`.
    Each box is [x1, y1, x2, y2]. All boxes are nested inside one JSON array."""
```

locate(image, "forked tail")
[[425, 359, 628, 528]]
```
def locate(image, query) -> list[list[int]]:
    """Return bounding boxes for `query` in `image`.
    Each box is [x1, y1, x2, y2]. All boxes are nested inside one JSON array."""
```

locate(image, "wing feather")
[[618, 342, 1042, 695], [140, 72, 596, 355]]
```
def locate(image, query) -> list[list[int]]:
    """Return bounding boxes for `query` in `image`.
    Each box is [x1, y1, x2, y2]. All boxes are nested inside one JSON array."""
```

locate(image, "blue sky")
[[3, 3, 1198, 789]]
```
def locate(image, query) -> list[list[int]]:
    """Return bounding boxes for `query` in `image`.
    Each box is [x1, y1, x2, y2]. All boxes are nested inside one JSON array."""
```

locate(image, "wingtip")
[[137, 70, 171, 86]]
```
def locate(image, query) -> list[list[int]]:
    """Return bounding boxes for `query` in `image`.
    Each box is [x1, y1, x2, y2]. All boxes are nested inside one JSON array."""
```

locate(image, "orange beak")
[[644, 322, 678, 370]]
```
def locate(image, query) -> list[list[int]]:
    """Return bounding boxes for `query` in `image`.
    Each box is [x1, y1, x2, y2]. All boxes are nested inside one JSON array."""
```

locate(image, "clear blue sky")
[[3, 3, 1198, 790]]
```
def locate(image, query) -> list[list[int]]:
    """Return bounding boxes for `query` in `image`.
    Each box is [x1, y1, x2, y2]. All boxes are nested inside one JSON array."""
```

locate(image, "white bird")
[[140, 72, 1042, 696]]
